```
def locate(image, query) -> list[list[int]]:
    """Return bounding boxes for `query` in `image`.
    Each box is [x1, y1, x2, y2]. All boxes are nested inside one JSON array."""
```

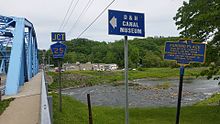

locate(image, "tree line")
[[39, 36, 208, 68]]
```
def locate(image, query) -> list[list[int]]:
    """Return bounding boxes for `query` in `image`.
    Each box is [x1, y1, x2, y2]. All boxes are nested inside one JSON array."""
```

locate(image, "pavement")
[[0, 72, 42, 124]]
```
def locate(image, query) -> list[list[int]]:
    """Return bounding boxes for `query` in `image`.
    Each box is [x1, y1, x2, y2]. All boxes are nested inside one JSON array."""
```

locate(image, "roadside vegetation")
[[0, 98, 14, 115], [47, 67, 206, 91], [195, 93, 220, 106], [51, 93, 220, 124]]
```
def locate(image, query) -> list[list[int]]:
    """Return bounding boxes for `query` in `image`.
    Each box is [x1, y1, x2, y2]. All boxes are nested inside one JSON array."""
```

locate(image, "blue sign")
[[50, 42, 67, 59], [108, 10, 145, 37], [164, 41, 206, 64], [51, 32, 66, 42]]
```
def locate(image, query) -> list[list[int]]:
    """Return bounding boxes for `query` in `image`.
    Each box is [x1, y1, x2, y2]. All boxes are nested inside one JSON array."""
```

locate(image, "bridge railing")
[[41, 70, 52, 124]]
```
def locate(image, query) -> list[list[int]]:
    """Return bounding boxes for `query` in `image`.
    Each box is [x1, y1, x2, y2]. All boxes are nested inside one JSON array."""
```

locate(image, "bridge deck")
[[0, 72, 41, 124]]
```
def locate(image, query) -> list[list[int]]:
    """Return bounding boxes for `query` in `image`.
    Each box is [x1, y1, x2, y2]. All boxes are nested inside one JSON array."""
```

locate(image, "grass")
[[0, 98, 14, 115], [155, 81, 172, 89], [51, 93, 220, 124], [195, 93, 220, 106], [129, 67, 205, 79], [47, 67, 205, 90]]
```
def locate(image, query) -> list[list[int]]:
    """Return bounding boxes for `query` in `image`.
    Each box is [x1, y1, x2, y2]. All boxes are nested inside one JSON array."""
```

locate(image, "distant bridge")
[[0, 15, 39, 95]]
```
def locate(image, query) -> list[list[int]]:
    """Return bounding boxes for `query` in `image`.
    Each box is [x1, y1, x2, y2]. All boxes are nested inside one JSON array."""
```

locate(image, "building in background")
[[63, 62, 118, 71]]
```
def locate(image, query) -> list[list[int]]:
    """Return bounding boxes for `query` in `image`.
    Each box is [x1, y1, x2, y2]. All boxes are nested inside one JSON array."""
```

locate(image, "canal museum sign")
[[108, 9, 145, 37]]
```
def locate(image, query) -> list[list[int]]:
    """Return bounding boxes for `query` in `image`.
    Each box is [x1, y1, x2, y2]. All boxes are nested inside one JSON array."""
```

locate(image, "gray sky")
[[0, 0, 187, 49]]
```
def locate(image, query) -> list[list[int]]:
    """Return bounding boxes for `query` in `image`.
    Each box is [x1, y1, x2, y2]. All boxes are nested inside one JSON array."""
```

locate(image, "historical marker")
[[108, 10, 145, 37], [164, 40, 206, 64], [164, 40, 206, 124]]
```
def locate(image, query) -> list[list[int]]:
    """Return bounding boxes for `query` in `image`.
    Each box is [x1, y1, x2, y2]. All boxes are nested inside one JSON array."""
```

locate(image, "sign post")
[[50, 32, 67, 112], [58, 59, 62, 112], [108, 9, 145, 124], [124, 35, 129, 124], [176, 65, 184, 124], [164, 40, 206, 124]]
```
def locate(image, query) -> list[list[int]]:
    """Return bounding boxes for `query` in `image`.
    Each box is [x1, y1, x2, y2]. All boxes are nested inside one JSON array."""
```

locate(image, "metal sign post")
[[108, 10, 145, 124], [58, 59, 62, 112], [176, 66, 184, 124], [164, 40, 206, 124], [50, 32, 67, 112], [124, 35, 129, 124]]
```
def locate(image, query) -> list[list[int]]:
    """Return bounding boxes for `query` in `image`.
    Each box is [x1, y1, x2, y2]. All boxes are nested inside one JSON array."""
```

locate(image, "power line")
[[68, 0, 95, 34], [58, 0, 75, 31], [77, 0, 116, 38], [61, 0, 80, 31]]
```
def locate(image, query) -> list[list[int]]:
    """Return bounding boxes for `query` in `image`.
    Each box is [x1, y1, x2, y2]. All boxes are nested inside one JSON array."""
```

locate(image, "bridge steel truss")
[[0, 15, 39, 95]]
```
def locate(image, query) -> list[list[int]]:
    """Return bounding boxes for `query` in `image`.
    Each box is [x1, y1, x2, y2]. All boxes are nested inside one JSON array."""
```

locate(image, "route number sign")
[[50, 42, 67, 59]]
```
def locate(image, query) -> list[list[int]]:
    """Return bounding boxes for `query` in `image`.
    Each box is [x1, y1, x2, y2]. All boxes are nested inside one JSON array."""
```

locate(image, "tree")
[[174, 0, 220, 78], [105, 51, 116, 64], [174, 0, 220, 41], [129, 46, 140, 68], [64, 52, 77, 63], [142, 51, 161, 67]]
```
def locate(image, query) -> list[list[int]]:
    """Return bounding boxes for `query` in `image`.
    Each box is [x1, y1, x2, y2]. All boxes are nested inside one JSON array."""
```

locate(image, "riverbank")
[[62, 78, 220, 107], [51, 93, 220, 124], [47, 67, 206, 90], [48, 67, 220, 123]]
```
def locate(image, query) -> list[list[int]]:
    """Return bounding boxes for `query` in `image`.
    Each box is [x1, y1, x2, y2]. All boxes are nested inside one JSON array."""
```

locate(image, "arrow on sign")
[[110, 16, 117, 29]]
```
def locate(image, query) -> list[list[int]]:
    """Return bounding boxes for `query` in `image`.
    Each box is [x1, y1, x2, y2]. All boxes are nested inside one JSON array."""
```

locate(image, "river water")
[[63, 78, 220, 107]]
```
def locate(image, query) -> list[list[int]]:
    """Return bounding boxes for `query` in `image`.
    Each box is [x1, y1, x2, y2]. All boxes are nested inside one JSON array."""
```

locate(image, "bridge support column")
[[5, 17, 25, 95], [28, 28, 33, 80]]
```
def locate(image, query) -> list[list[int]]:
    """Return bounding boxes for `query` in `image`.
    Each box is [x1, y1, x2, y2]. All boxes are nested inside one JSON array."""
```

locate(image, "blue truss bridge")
[[0, 15, 39, 95], [0, 15, 51, 124]]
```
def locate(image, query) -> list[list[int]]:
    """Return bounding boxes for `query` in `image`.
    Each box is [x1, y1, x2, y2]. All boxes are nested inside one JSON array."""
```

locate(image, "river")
[[63, 78, 220, 107]]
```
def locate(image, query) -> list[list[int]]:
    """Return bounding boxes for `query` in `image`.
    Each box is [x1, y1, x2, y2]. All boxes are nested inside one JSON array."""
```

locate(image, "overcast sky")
[[0, 0, 187, 49]]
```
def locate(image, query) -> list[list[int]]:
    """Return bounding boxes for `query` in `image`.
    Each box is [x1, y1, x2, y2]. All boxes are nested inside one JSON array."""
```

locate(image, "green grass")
[[47, 68, 205, 90], [51, 93, 220, 124], [195, 93, 220, 106], [129, 67, 205, 79], [0, 98, 14, 115]]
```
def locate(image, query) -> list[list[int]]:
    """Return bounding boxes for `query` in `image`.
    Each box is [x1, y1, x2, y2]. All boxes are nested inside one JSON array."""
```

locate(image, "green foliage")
[[142, 51, 161, 67], [174, 0, 220, 40], [199, 65, 220, 79], [51, 93, 220, 124], [38, 50, 43, 64], [195, 93, 220, 106], [0, 98, 14, 115], [44, 37, 185, 68]]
